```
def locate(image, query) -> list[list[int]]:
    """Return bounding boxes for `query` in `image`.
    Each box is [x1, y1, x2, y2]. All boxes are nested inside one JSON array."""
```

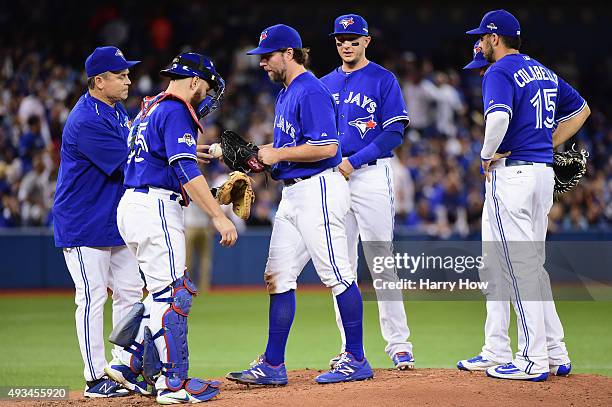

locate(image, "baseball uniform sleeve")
[[555, 77, 587, 123], [482, 68, 514, 120], [76, 119, 128, 176], [162, 105, 199, 164], [379, 73, 410, 129], [301, 91, 339, 146]]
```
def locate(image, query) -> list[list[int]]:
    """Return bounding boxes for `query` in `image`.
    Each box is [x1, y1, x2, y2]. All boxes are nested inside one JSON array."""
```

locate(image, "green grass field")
[[2, 291, 611, 390]]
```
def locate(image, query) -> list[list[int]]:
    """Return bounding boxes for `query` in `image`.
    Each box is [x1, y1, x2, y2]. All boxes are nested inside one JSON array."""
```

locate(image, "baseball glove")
[[214, 171, 255, 220], [553, 144, 589, 195], [220, 130, 268, 173]]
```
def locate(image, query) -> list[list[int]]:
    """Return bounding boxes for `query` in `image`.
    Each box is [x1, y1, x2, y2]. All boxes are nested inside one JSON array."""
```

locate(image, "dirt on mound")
[[7, 368, 612, 407]]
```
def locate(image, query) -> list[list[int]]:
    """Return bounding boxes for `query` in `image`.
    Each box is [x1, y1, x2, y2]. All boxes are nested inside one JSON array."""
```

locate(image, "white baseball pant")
[[264, 170, 354, 296], [483, 163, 570, 373], [116, 187, 188, 378], [333, 159, 412, 357], [64, 245, 143, 382]]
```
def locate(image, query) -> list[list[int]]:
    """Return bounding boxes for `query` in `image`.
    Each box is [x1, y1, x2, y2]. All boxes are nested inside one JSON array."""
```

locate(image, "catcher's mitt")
[[214, 171, 255, 220], [553, 144, 588, 195], [220, 130, 268, 173]]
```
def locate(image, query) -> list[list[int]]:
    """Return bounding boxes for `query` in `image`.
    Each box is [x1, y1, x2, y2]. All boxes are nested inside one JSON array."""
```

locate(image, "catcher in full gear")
[[106, 52, 237, 404]]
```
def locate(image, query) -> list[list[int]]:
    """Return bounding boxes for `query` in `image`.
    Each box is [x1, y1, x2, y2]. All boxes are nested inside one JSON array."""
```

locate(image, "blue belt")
[[504, 159, 553, 168], [134, 187, 184, 204]]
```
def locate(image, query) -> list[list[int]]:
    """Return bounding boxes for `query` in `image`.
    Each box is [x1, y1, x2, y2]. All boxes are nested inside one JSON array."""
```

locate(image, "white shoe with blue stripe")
[[550, 363, 572, 376], [486, 363, 549, 382], [457, 355, 500, 371]]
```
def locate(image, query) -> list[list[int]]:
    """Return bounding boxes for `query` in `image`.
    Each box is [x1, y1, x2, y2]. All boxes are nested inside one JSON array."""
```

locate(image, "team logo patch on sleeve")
[[349, 114, 377, 138], [178, 133, 196, 146]]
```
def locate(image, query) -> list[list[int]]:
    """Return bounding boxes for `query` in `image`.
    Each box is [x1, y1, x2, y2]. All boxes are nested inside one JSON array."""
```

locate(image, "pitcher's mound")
[[19, 368, 612, 406]]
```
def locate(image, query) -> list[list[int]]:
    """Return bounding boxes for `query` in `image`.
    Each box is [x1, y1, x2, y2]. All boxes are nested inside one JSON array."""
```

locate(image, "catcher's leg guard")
[[148, 276, 198, 388], [108, 300, 151, 375], [109, 302, 144, 347], [143, 326, 162, 384]]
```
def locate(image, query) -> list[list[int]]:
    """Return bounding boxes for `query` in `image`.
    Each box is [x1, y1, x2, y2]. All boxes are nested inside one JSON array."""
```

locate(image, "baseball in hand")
[[209, 143, 223, 158]]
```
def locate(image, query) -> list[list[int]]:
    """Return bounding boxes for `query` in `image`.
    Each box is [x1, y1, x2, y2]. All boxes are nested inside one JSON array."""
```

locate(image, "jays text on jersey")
[[54, 93, 131, 247], [124, 93, 201, 194], [271, 71, 342, 180], [482, 54, 586, 163], [320, 62, 409, 157]]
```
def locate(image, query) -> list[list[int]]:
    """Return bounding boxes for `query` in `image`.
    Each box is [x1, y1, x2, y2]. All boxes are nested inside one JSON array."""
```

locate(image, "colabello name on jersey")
[[513, 65, 558, 88]]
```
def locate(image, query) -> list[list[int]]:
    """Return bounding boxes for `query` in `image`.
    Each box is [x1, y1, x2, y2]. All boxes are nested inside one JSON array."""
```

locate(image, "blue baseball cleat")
[[392, 351, 415, 370], [83, 376, 129, 398], [226, 355, 288, 386], [315, 352, 374, 384], [550, 363, 572, 377], [486, 363, 549, 382]]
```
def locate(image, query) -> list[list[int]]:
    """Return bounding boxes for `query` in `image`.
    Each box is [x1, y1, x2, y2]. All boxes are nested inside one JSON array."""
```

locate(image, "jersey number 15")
[[530, 88, 557, 129]]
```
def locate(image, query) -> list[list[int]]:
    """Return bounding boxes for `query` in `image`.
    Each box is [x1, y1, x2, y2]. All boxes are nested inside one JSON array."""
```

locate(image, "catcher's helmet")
[[160, 52, 225, 118]]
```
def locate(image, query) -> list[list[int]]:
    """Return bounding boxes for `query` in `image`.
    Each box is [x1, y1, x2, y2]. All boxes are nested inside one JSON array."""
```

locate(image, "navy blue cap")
[[160, 52, 224, 90], [330, 14, 369, 37], [247, 24, 302, 55], [466, 9, 521, 38], [463, 41, 489, 70], [85, 46, 140, 77]]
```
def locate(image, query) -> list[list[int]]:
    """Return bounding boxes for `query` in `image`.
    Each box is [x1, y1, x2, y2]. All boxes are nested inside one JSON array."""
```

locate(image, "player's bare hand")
[[197, 144, 213, 164], [338, 158, 354, 180], [212, 215, 238, 247], [258, 147, 281, 165], [482, 151, 511, 182]]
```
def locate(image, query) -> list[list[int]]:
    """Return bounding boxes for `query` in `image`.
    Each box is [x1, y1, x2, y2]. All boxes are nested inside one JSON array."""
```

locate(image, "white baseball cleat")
[[457, 355, 501, 371], [486, 363, 549, 382]]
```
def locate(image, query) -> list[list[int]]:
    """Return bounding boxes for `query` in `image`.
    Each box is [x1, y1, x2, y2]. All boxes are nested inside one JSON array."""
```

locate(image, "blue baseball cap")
[[247, 24, 302, 55], [160, 52, 224, 89], [463, 41, 489, 70], [466, 9, 521, 38], [85, 46, 140, 78], [330, 14, 369, 37]]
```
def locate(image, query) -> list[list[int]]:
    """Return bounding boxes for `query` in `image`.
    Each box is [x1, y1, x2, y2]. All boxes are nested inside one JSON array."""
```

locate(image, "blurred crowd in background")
[[1, 1, 610, 239]]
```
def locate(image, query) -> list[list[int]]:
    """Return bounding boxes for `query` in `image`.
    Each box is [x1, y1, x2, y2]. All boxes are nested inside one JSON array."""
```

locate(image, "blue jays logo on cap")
[[466, 9, 521, 38], [330, 13, 369, 37], [247, 24, 302, 55], [340, 17, 354, 29], [259, 31, 268, 44]]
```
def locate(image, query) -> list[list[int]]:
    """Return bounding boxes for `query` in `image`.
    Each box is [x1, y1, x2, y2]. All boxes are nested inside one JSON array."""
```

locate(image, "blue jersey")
[[271, 71, 341, 180], [482, 54, 586, 163], [53, 93, 131, 247], [124, 93, 201, 193], [320, 62, 409, 157]]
